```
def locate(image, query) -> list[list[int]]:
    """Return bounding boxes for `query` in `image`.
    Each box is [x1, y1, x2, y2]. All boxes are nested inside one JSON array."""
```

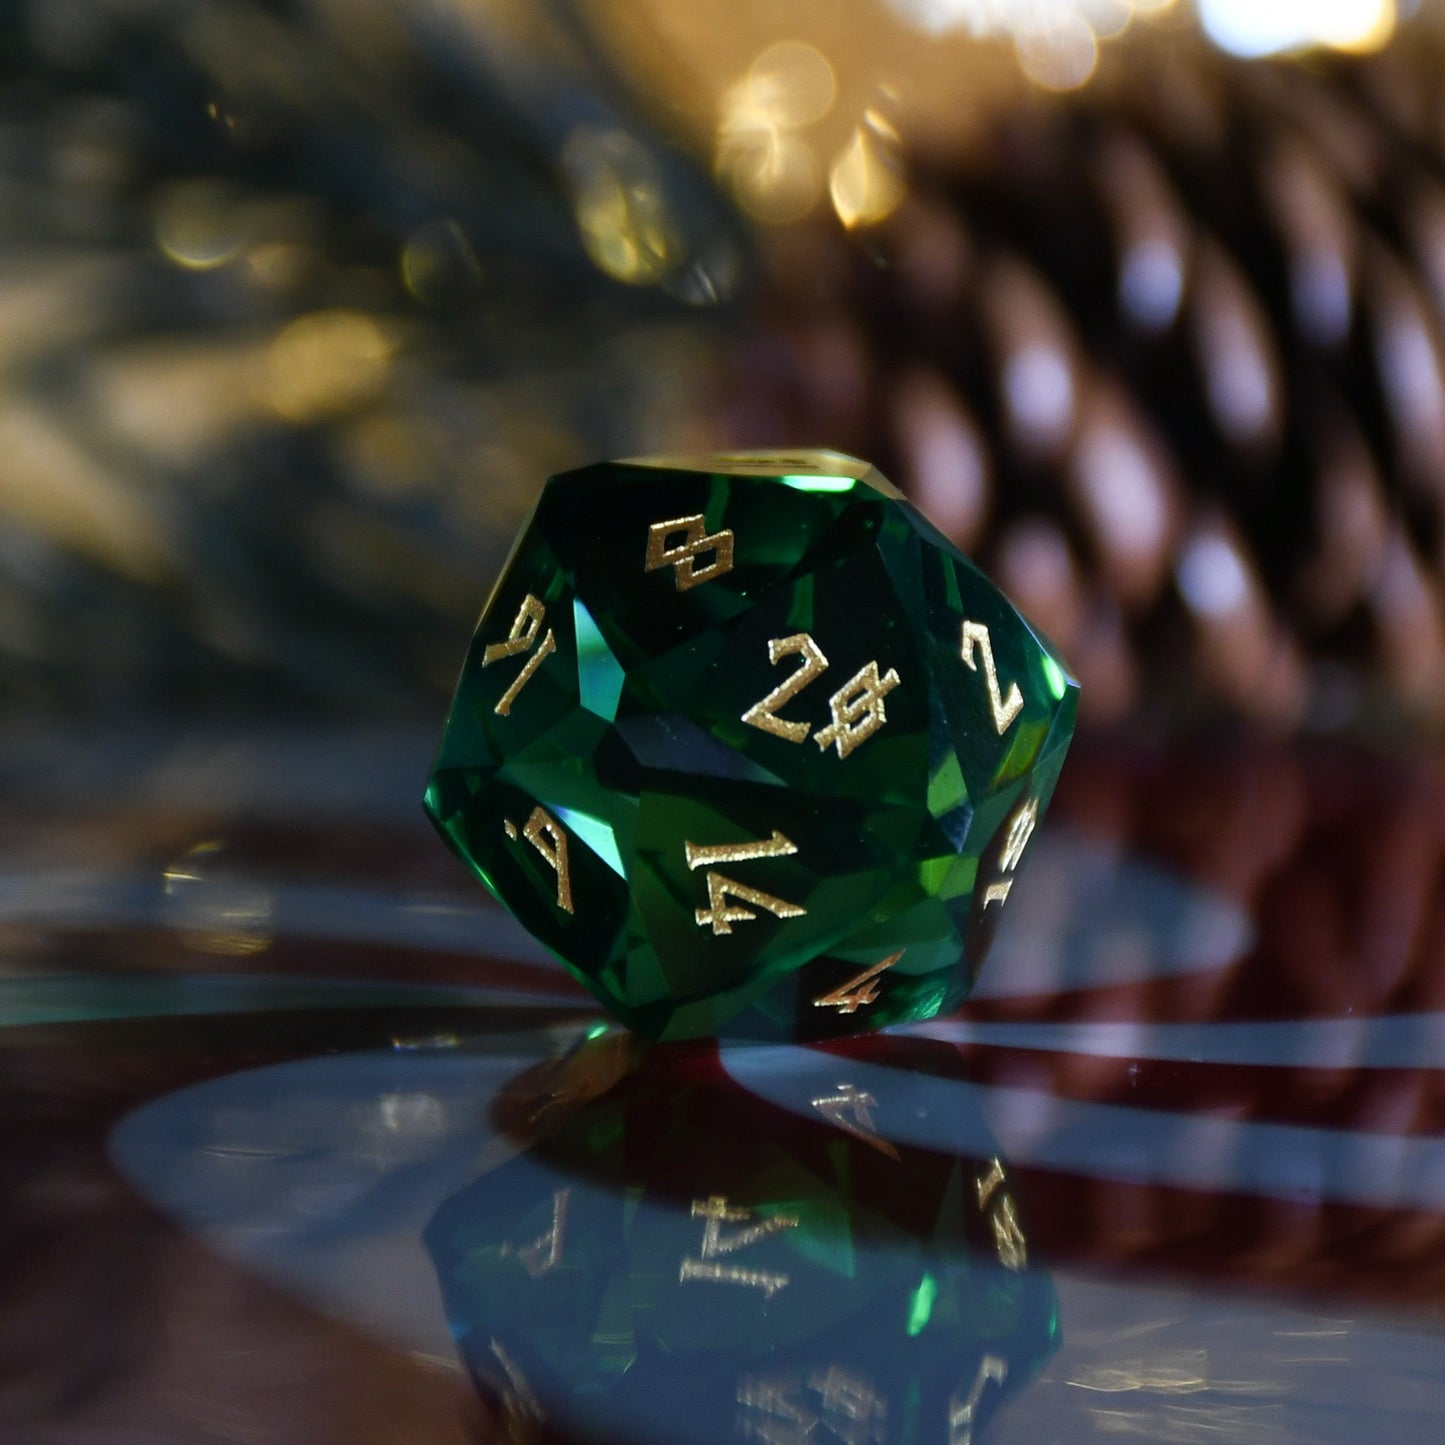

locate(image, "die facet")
[[424, 451, 1078, 1040]]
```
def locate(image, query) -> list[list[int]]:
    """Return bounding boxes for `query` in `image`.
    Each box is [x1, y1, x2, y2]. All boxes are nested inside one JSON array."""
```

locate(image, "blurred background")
[[4, 0, 1445, 735], [11, 8, 1445, 1443]]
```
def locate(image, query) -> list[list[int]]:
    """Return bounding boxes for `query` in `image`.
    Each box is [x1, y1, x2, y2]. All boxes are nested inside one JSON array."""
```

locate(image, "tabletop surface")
[[3, 722, 1443, 1445]]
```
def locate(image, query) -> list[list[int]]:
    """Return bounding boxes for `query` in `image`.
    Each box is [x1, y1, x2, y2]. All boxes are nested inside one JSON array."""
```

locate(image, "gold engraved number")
[[808, 1367, 887, 1442], [741, 634, 828, 742], [742, 634, 900, 759], [736, 1377, 819, 1445], [815, 661, 902, 759], [500, 1188, 569, 1278], [960, 620, 1023, 736], [488, 1339, 545, 1427], [483, 593, 557, 716], [686, 830, 806, 935], [679, 1196, 799, 1299], [813, 950, 903, 1015], [645, 514, 735, 591], [976, 1158, 1027, 1270], [738, 1369, 887, 1445], [948, 1356, 1009, 1445], [811, 1083, 901, 1160], [504, 806, 573, 914], [982, 796, 1038, 911]]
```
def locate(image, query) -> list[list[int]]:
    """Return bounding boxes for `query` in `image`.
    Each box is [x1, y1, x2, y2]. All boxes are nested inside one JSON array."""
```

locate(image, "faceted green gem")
[[423, 1036, 1059, 1443], [424, 451, 1078, 1040]]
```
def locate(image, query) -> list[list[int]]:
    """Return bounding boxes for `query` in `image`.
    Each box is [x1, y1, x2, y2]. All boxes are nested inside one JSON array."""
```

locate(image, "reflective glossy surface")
[[4, 725, 1445, 1442]]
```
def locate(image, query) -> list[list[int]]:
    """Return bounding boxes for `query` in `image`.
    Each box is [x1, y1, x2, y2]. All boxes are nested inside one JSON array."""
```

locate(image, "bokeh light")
[[1200, 0, 1396, 55], [716, 41, 837, 223], [564, 126, 681, 285], [264, 311, 393, 424], [1015, 12, 1100, 91], [154, 179, 251, 270], [829, 110, 907, 229]]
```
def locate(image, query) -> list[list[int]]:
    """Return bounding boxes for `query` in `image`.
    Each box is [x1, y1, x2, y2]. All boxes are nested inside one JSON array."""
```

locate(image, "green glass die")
[[424, 451, 1078, 1040]]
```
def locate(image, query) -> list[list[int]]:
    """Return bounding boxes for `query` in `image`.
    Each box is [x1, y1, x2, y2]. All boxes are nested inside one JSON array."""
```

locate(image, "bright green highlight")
[[1042, 653, 1067, 701], [906, 1271, 938, 1336], [779, 473, 856, 493]]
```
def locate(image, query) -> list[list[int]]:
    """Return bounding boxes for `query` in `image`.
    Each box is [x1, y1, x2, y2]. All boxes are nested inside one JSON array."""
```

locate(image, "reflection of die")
[[422, 1037, 1059, 1443], [424, 451, 1078, 1040]]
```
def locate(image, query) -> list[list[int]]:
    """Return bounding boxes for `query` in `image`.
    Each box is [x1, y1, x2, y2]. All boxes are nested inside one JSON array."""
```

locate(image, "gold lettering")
[[960, 620, 1023, 735], [811, 1083, 900, 1160], [737, 1377, 819, 1445], [977, 1160, 1027, 1269], [738, 1368, 887, 1445], [645, 514, 735, 590], [807, 1366, 887, 1443], [813, 662, 902, 759], [500, 1188, 569, 1277], [695, 874, 806, 934], [685, 831, 805, 935], [998, 798, 1038, 873], [947, 1356, 1009, 1445], [978, 799, 1037, 918], [483, 594, 556, 716], [483, 593, 544, 664], [488, 1338, 544, 1424], [742, 634, 828, 742], [691, 1195, 800, 1255], [982, 880, 1013, 909], [744, 635, 900, 757], [976, 1158, 1006, 1208], [813, 950, 903, 1015], [506, 806, 573, 914], [989, 1193, 1027, 1271], [685, 830, 798, 869], [679, 1258, 791, 1297], [680, 1196, 799, 1298]]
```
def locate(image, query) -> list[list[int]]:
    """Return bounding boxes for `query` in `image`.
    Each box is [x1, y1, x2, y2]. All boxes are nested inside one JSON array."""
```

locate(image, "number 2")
[[741, 634, 828, 742], [960, 620, 1022, 735]]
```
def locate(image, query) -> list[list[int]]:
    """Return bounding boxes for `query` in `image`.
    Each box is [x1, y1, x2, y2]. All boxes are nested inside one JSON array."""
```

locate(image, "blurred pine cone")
[[734, 34, 1445, 734], [8, 0, 1445, 737]]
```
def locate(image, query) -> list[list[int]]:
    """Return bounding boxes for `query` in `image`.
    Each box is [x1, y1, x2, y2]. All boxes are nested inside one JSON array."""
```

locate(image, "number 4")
[[814, 950, 903, 1013], [960, 621, 1022, 735]]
